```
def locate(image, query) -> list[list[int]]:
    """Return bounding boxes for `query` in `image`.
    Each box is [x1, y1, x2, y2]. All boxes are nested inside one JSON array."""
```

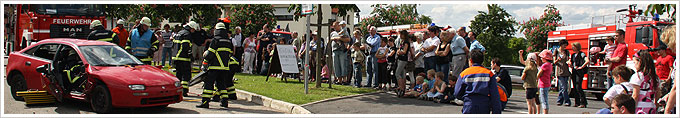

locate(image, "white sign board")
[[276, 45, 300, 73], [301, 4, 313, 15]]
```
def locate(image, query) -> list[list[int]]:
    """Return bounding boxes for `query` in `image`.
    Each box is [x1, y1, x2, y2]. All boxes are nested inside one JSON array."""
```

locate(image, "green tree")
[[469, 4, 517, 66], [287, 4, 358, 88], [358, 4, 432, 34], [518, 4, 563, 52], [645, 4, 676, 21], [228, 4, 276, 36], [508, 37, 527, 65]]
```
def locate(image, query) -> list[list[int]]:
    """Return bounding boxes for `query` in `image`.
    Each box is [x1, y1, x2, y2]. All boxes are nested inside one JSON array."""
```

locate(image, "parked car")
[[6, 39, 182, 113], [486, 65, 524, 85], [500, 65, 524, 85]]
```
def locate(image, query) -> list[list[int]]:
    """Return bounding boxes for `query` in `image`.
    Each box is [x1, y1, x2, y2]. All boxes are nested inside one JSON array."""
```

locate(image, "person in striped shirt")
[[454, 50, 501, 114]]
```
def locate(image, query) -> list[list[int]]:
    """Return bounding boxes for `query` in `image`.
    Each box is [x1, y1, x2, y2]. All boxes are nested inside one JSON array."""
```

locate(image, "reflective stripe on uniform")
[[181, 81, 188, 88], [98, 38, 113, 42], [202, 89, 214, 98], [63, 65, 81, 83], [173, 40, 192, 62], [229, 57, 239, 65], [206, 47, 233, 70], [201, 94, 213, 98], [208, 66, 229, 70], [139, 57, 153, 62], [203, 89, 214, 94], [173, 57, 190, 61], [219, 90, 229, 99]]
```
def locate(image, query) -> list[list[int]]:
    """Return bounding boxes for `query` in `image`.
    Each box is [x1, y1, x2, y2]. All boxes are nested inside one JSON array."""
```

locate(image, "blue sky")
[[357, 4, 665, 37]]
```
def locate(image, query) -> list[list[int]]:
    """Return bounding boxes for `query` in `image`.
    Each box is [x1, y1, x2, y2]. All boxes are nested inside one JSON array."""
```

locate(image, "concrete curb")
[[300, 91, 384, 107], [235, 89, 311, 114]]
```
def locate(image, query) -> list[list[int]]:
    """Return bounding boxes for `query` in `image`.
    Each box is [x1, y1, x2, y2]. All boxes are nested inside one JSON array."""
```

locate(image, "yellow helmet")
[[90, 20, 102, 29]]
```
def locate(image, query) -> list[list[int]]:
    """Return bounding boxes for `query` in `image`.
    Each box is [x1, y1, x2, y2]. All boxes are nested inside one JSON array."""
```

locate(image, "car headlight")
[[128, 85, 146, 90], [174, 81, 181, 87]]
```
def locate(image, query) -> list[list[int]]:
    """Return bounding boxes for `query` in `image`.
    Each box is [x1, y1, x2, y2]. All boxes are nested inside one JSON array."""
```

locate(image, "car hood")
[[89, 65, 178, 86]]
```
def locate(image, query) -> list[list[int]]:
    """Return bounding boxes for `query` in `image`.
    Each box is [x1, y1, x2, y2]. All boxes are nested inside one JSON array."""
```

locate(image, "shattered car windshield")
[[79, 45, 143, 66]]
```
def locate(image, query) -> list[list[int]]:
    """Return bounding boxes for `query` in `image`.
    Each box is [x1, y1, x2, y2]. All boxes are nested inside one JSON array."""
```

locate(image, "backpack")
[[496, 83, 508, 102]]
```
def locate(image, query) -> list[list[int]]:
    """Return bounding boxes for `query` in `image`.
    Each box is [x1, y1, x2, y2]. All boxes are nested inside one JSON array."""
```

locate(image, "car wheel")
[[90, 85, 113, 113], [10, 74, 27, 101]]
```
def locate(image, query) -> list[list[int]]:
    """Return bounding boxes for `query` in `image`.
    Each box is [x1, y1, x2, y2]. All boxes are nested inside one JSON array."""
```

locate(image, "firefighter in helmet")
[[87, 20, 119, 44], [125, 17, 159, 65], [174, 21, 198, 97], [196, 22, 233, 108]]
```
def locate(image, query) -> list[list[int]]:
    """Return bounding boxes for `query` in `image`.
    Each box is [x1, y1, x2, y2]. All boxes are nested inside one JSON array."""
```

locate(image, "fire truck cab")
[[8, 4, 107, 53], [547, 13, 674, 100]]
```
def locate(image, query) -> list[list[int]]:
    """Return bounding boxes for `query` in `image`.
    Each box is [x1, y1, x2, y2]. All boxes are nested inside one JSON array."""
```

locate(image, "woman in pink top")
[[537, 49, 553, 114]]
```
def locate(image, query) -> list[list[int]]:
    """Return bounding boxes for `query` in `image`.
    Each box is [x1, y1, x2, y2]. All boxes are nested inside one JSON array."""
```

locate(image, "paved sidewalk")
[[303, 89, 607, 114]]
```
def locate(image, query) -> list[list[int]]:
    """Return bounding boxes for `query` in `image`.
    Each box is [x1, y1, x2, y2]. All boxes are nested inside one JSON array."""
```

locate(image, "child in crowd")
[[427, 72, 445, 100], [320, 61, 330, 83], [610, 94, 637, 114], [376, 38, 389, 90], [260, 44, 274, 75], [386, 37, 398, 90], [522, 52, 541, 114], [599, 36, 617, 65], [418, 70, 437, 100], [351, 42, 366, 87], [603, 66, 635, 106], [600, 36, 617, 88], [403, 75, 426, 98], [629, 50, 660, 114], [537, 49, 553, 114]]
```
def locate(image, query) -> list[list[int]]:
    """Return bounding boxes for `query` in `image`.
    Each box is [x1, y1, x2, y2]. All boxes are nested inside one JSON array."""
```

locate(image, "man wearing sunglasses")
[[605, 29, 627, 89]]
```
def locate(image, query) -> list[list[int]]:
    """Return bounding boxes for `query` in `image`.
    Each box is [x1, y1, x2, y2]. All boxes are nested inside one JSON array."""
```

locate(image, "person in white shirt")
[[421, 26, 441, 72], [603, 65, 635, 106], [242, 34, 257, 74], [232, 27, 244, 69]]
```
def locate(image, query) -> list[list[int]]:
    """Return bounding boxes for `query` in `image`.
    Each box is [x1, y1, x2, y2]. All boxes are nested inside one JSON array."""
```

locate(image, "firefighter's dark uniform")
[[62, 50, 84, 92], [125, 26, 159, 65], [196, 27, 232, 108], [87, 26, 120, 45], [173, 25, 193, 97]]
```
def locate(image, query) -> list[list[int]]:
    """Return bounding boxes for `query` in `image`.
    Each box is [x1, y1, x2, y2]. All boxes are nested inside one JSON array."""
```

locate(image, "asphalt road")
[[3, 79, 283, 114], [303, 89, 608, 114]]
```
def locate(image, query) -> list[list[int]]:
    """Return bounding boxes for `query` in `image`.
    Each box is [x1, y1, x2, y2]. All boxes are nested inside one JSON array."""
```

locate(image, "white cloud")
[[357, 4, 658, 37], [511, 6, 544, 23]]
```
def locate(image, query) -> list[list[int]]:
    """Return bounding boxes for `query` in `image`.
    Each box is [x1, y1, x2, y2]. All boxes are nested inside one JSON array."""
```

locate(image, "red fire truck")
[[7, 4, 107, 53], [547, 6, 674, 99]]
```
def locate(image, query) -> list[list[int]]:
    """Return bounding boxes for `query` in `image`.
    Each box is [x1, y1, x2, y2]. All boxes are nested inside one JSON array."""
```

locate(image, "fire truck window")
[[635, 28, 643, 44], [23, 44, 60, 60], [635, 27, 654, 44]]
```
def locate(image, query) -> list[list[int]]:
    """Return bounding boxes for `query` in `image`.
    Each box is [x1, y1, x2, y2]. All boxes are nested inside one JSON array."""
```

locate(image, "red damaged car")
[[6, 39, 182, 113]]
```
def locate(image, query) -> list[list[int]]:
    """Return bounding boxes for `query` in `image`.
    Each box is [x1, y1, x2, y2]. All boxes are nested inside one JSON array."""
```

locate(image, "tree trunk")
[[315, 4, 323, 88]]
